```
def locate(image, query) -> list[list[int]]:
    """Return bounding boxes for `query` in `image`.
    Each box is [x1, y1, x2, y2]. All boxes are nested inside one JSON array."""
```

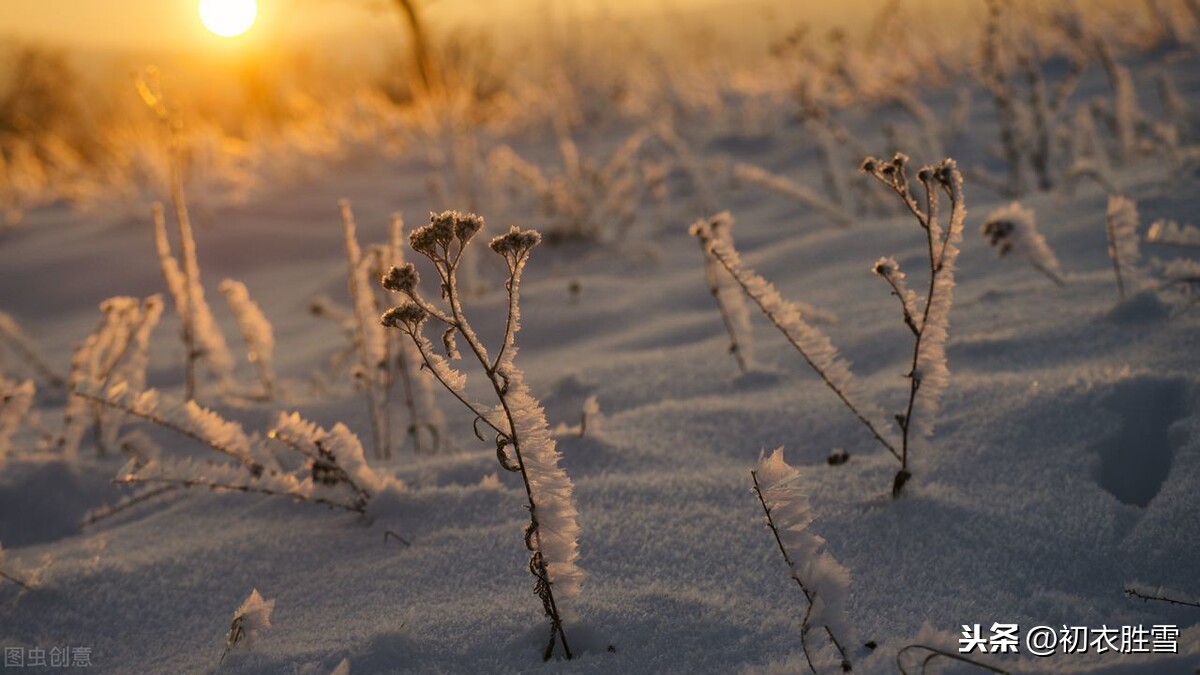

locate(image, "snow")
[[2, 17, 1200, 675]]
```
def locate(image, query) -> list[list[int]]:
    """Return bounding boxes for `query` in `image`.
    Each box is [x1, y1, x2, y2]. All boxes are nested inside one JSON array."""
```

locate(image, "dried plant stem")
[[0, 322, 64, 388], [386, 217, 577, 660], [73, 390, 263, 474], [88, 300, 159, 455], [752, 471, 852, 673], [863, 155, 965, 497], [0, 568, 32, 591], [445, 263, 574, 661], [117, 475, 364, 514], [692, 224, 749, 373], [81, 484, 181, 527], [1107, 220, 1127, 300], [340, 201, 391, 460], [896, 645, 1008, 675], [709, 248, 900, 462], [266, 430, 372, 508], [1124, 586, 1200, 609]]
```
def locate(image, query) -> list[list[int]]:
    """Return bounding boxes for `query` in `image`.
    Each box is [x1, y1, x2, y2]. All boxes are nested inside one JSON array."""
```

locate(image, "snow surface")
[[2, 34, 1200, 675]]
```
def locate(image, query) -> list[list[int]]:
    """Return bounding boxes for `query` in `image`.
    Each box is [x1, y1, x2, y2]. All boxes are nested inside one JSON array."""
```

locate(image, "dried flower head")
[[981, 219, 1016, 255], [872, 256, 900, 277], [453, 212, 485, 242], [380, 303, 427, 331], [382, 263, 419, 293], [490, 226, 542, 259]]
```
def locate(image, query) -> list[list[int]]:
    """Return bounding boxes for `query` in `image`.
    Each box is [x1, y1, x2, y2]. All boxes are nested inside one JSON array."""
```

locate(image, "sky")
[[0, 0, 957, 53], [0, 0, 749, 51]]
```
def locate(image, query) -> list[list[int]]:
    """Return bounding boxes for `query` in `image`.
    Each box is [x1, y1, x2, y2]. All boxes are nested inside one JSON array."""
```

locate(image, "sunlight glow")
[[199, 0, 257, 38]]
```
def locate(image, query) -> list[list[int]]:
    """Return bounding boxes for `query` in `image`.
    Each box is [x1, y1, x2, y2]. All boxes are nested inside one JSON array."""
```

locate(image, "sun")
[[198, 0, 258, 38]]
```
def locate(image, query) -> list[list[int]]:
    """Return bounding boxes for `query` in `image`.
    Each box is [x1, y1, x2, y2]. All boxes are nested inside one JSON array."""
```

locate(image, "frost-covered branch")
[[733, 162, 854, 227], [340, 199, 391, 460], [219, 280, 276, 399], [0, 311, 64, 387], [151, 202, 233, 399], [863, 154, 965, 497], [752, 449, 853, 673], [376, 214, 444, 454], [60, 296, 163, 457], [76, 385, 390, 514], [706, 234, 899, 461], [690, 212, 755, 373], [381, 211, 584, 661]]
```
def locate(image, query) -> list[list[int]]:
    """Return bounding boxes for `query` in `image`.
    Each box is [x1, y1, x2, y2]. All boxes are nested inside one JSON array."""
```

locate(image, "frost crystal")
[[753, 448, 853, 652], [219, 280, 275, 397], [225, 589, 275, 654]]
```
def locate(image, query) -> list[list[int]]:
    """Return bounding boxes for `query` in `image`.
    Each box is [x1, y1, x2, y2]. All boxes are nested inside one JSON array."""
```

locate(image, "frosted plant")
[[368, 214, 444, 454], [654, 119, 717, 216], [0, 377, 35, 463], [1105, 195, 1142, 300], [218, 588, 275, 669], [863, 153, 966, 496], [151, 202, 234, 398], [732, 162, 854, 227], [0, 542, 33, 591], [340, 200, 392, 460], [60, 295, 163, 457], [219, 280, 276, 399], [1063, 105, 1118, 195], [1146, 219, 1200, 249], [689, 212, 756, 373], [752, 448, 853, 673], [979, 0, 1085, 194], [1094, 38, 1142, 162], [381, 211, 583, 660], [488, 126, 647, 243], [579, 395, 602, 438], [980, 202, 1065, 286], [0, 310, 64, 387], [73, 382, 388, 514], [703, 222, 898, 472]]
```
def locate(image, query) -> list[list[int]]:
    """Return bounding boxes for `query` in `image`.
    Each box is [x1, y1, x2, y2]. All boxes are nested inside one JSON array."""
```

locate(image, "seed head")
[[381, 302, 427, 331], [489, 226, 542, 258], [382, 263, 419, 293]]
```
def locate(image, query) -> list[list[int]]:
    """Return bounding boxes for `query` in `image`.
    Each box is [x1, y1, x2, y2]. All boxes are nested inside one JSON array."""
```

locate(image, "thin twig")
[[72, 390, 262, 473], [896, 644, 1009, 675], [752, 471, 852, 673], [1125, 586, 1200, 609], [710, 247, 900, 462]]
